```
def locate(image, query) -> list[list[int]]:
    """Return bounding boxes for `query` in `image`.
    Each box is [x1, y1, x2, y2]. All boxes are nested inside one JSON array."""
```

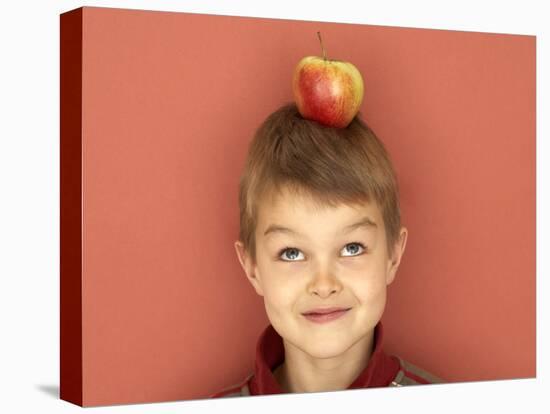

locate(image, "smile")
[[302, 308, 350, 324]]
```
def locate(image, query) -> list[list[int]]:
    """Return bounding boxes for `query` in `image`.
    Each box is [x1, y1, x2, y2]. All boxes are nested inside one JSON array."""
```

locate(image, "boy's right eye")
[[278, 247, 305, 261]]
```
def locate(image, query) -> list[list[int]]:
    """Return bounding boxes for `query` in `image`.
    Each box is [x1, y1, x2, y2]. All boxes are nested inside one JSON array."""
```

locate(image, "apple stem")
[[317, 31, 327, 61]]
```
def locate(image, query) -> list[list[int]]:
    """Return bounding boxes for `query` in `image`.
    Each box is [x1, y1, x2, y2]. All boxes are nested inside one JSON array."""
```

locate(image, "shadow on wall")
[[35, 384, 59, 399]]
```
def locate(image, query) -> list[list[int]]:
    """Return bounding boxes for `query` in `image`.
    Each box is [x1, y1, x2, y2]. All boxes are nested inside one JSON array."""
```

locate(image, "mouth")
[[301, 307, 352, 324], [302, 307, 352, 316]]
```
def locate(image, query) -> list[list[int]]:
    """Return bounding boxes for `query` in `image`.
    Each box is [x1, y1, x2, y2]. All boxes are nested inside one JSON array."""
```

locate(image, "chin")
[[303, 337, 353, 359]]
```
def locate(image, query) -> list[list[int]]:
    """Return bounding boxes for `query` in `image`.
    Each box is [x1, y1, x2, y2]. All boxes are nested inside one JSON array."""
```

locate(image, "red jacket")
[[211, 321, 443, 397]]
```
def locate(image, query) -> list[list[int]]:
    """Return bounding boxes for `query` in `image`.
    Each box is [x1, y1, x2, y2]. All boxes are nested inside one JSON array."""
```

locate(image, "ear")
[[234, 240, 264, 296], [386, 227, 408, 286]]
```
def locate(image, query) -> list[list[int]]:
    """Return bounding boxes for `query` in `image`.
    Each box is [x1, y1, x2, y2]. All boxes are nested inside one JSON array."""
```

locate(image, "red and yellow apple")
[[292, 32, 364, 128]]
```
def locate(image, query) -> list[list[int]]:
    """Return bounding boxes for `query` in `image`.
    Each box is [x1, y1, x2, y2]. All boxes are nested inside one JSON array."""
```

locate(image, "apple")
[[292, 32, 364, 128]]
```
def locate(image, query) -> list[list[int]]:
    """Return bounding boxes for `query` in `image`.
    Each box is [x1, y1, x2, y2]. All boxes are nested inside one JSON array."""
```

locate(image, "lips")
[[302, 307, 351, 324], [302, 307, 351, 315]]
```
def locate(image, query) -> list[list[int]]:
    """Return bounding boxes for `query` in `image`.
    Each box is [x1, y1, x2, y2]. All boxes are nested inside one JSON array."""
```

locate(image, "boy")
[[211, 103, 443, 397]]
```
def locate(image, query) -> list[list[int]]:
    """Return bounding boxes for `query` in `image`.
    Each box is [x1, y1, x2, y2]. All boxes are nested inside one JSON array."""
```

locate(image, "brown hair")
[[238, 102, 402, 264]]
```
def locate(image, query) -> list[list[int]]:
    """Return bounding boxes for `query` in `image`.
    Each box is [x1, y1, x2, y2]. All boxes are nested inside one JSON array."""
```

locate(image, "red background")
[[60, 6, 536, 407]]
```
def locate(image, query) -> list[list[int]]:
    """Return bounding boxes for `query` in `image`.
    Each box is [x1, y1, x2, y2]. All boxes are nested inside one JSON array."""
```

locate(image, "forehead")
[[257, 188, 383, 239]]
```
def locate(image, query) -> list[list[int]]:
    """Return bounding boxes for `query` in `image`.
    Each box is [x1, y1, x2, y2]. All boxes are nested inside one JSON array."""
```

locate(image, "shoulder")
[[389, 356, 445, 386], [210, 373, 254, 398]]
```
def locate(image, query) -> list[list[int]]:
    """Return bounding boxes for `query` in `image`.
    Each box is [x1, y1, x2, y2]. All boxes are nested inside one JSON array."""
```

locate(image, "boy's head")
[[234, 102, 408, 359]]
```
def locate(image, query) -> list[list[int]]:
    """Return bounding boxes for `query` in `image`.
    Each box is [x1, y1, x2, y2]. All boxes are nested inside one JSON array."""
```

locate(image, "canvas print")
[[60, 6, 535, 407]]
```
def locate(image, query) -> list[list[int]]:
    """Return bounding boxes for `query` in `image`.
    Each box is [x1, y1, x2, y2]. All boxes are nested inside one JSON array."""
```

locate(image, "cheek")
[[261, 283, 300, 328], [266, 276, 300, 303], [351, 267, 388, 304], [258, 266, 302, 313], [359, 280, 384, 299], [349, 273, 388, 326]]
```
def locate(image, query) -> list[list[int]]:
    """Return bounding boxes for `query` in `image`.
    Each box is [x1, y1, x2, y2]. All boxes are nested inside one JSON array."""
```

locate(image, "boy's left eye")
[[277, 242, 366, 261], [341, 242, 366, 257]]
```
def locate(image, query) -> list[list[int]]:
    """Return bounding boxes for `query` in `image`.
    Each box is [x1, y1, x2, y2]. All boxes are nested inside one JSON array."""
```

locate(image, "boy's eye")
[[341, 242, 366, 257], [277, 242, 366, 262], [279, 247, 304, 261]]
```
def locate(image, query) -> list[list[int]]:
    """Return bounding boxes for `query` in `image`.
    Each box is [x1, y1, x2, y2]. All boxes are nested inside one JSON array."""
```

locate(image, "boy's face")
[[235, 188, 408, 359]]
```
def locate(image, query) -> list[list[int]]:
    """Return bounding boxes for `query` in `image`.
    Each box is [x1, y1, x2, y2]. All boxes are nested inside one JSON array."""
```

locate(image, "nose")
[[307, 268, 342, 298]]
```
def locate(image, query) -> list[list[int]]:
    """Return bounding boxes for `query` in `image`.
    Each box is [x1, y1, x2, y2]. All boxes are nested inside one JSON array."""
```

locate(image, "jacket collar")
[[249, 320, 400, 395]]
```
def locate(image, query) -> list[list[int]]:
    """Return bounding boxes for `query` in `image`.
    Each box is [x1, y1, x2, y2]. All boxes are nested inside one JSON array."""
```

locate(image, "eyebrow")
[[263, 216, 378, 238]]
